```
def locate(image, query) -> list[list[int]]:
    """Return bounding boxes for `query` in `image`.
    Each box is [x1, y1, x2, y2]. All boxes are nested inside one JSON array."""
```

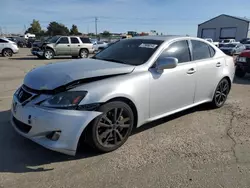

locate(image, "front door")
[[149, 40, 196, 118], [70, 37, 81, 56], [55, 37, 71, 55]]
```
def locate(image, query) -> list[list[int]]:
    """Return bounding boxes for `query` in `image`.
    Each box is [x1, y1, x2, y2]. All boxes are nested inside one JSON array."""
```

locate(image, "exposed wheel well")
[[44, 47, 55, 54], [80, 48, 89, 53], [2, 48, 13, 54], [107, 97, 138, 129], [223, 76, 232, 91]]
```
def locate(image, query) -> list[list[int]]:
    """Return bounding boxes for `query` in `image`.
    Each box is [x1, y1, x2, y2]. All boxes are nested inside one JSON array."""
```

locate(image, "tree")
[[70, 24, 79, 35], [47, 22, 69, 36], [25, 19, 42, 34], [101, 30, 111, 37]]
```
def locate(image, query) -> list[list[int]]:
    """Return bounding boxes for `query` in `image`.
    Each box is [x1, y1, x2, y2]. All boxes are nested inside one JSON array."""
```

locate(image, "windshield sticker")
[[139, 43, 158, 49]]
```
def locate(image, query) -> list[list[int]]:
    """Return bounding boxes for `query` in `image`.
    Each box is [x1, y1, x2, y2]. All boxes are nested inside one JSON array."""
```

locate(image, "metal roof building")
[[197, 14, 250, 41]]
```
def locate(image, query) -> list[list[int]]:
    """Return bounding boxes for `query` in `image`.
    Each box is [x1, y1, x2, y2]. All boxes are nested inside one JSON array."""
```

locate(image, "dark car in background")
[[219, 43, 245, 56], [235, 50, 250, 78], [241, 40, 250, 50], [7, 37, 26, 48]]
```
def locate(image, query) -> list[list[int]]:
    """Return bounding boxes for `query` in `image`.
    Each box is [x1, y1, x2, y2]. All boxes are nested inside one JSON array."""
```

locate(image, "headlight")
[[40, 91, 87, 108]]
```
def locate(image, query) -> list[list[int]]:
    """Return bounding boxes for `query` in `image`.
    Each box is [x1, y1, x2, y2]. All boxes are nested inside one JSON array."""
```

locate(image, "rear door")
[[191, 40, 224, 103], [55, 37, 70, 55], [70, 37, 81, 56]]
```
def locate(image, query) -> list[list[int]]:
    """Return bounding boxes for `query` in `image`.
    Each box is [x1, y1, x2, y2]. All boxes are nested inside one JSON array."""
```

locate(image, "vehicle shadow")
[[233, 75, 250, 85], [0, 104, 210, 173], [0, 110, 100, 173], [132, 104, 209, 135]]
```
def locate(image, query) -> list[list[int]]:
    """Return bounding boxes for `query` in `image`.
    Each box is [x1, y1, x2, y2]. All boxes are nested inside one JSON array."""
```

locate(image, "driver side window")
[[160, 40, 191, 63], [58, 37, 69, 44]]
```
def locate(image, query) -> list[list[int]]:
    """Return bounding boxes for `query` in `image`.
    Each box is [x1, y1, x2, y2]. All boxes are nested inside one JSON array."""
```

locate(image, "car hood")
[[24, 59, 135, 90]]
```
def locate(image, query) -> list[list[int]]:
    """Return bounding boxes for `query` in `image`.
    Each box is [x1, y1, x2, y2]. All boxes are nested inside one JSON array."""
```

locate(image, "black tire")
[[211, 78, 230, 108], [87, 101, 134, 152], [235, 67, 246, 78], [72, 56, 78, 59], [2, 49, 13, 57], [44, 49, 54, 60], [79, 49, 89, 58]]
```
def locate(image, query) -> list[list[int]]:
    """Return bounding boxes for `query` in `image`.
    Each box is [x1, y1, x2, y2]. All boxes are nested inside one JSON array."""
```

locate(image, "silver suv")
[[0, 38, 19, 57], [31, 36, 95, 59]]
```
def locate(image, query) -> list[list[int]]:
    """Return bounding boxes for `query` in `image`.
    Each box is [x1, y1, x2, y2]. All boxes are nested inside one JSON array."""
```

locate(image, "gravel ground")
[[0, 48, 250, 188]]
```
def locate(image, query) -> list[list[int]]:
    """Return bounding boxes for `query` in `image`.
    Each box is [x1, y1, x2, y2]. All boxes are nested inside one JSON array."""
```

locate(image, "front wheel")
[[211, 78, 230, 108], [2, 49, 13, 57], [44, 49, 54, 60], [79, 49, 89, 58], [87, 101, 134, 152]]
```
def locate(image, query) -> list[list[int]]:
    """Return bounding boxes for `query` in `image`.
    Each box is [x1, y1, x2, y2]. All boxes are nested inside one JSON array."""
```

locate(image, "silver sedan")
[[11, 36, 235, 155]]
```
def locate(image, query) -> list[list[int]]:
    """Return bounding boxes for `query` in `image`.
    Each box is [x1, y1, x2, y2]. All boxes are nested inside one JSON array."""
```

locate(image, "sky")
[[0, 0, 250, 36]]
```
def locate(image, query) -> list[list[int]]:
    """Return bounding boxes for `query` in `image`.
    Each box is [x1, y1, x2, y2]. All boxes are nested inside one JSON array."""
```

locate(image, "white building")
[[197, 14, 250, 41]]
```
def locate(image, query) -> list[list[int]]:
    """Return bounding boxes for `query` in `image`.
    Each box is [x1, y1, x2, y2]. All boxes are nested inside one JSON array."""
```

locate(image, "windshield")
[[222, 39, 230, 43], [94, 39, 163, 66], [47, 36, 60, 43], [223, 44, 237, 47]]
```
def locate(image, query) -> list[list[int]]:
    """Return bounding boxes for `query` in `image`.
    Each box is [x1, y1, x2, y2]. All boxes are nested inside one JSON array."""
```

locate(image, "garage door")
[[220, 28, 237, 39], [201, 29, 216, 40]]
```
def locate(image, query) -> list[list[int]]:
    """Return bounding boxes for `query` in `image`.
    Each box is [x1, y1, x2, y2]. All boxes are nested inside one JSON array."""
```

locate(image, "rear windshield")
[[80, 38, 91, 43], [223, 44, 237, 47]]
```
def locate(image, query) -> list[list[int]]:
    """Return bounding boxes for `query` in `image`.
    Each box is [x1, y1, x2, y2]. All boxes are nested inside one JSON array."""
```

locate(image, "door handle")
[[78, 45, 80, 47], [216, 62, 221, 67], [187, 68, 196, 74], [67, 45, 70, 47]]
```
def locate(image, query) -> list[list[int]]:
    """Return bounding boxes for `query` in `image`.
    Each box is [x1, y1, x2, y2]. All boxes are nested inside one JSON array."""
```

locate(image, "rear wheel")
[[79, 49, 89, 58], [211, 78, 230, 108], [87, 101, 134, 152], [2, 49, 13, 57], [44, 49, 54, 60], [235, 67, 246, 78]]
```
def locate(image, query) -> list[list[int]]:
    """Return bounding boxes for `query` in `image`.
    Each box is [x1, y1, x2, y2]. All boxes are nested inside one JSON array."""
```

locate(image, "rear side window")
[[0, 39, 8, 43], [70, 37, 80, 44], [191, 40, 211, 60], [80, 38, 91, 43], [209, 46, 215, 57], [58, 37, 69, 44], [161, 40, 191, 63]]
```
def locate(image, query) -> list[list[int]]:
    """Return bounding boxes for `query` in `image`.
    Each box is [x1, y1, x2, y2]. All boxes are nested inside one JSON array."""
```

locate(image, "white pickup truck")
[[204, 38, 219, 47], [219, 39, 236, 48]]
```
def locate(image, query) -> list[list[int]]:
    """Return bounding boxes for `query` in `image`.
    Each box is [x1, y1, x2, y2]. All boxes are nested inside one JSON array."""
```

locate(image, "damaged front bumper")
[[31, 49, 44, 56], [11, 95, 102, 156]]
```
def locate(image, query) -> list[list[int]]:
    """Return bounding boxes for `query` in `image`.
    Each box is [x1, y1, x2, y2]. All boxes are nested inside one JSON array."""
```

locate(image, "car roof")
[[128, 35, 206, 42]]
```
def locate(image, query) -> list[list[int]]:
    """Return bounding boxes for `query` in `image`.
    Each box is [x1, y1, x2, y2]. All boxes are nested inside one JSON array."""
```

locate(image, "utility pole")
[[95, 17, 98, 39]]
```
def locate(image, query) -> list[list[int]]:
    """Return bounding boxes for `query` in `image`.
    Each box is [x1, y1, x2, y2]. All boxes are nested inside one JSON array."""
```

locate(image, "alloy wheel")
[[45, 50, 53, 59], [3, 49, 12, 57], [96, 107, 132, 148], [214, 79, 229, 106], [80, 50, 88, 58]]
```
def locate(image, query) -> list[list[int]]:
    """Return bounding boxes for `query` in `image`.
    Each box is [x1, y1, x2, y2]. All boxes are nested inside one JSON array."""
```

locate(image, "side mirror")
[[156, 57, 178, 72]]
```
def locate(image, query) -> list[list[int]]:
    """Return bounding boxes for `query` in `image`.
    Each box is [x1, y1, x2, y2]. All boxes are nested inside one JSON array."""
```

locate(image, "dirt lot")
[[1, 48, 250, 188]]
